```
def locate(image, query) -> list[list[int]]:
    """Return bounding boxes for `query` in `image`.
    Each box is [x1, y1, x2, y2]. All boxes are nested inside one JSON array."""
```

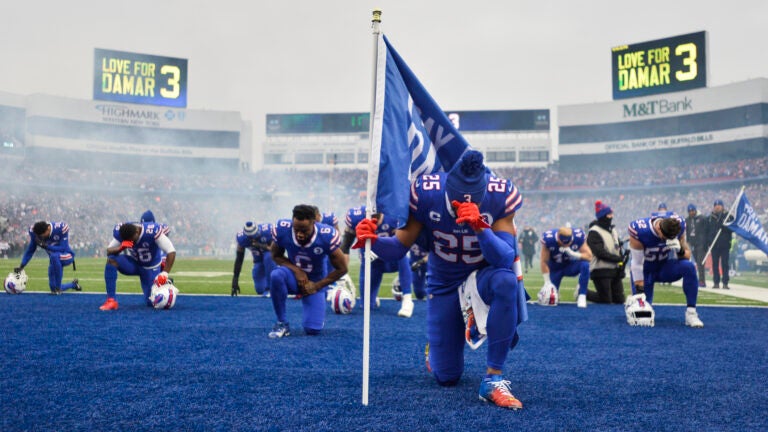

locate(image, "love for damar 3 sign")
[[611, 31, 707, 100], [93, 48, 188, 108]]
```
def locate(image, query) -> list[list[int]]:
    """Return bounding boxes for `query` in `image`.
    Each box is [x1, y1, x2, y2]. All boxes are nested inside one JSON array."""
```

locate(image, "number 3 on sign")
[[160, 65, 180, 99], [675, 43, 697, 82]]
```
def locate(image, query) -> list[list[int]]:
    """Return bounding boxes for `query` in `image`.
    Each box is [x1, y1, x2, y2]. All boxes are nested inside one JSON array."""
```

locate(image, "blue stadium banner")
[[94, 48, 188, 108], [724, 191, 768, 255], [368, 34, 469, 227]]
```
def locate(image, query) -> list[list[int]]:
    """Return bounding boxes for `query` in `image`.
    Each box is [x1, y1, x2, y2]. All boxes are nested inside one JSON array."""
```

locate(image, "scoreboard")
[[266, 110, 548, 134], [611, 31, 707, 100], [267, 113, 370, 134], [94, 48, 188, 107]]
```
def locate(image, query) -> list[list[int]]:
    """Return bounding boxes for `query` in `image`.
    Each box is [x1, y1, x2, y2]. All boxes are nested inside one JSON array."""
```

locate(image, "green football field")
[[6, 256, 767, 306]]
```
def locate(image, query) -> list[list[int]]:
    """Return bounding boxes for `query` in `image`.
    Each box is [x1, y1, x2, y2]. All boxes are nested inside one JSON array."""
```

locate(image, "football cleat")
[[479, 375, 523, 410], [99, 298, 119, 311], [50, 289, 62, 295], [464, 307, 487, 350], [72, 279, 83, 291], [685, 309, 704, 328], [424, 342, 432, 373], [577, 294, 587, 308], [391, 278, 403, 301], [268, 321, 290, 339], [397, 295, 414, 318]]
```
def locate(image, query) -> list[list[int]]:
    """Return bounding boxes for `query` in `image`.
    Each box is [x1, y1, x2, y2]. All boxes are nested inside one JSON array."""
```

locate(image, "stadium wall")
[[557, 78, 768, 169], [16, 94, 247, 172]]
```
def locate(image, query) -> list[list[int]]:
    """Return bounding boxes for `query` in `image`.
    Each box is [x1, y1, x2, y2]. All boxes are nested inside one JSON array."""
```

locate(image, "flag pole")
[[362, 8, 382, 406], [703, 185, 744, 262]]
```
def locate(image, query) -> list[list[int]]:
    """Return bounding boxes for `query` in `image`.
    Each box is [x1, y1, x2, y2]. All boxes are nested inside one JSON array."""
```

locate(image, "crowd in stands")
[[1, 156, 766, 259]]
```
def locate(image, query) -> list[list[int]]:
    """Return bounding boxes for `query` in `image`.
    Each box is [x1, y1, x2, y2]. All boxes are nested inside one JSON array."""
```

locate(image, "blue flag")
[[724, 191, 768, 255], [367, 34, 470, 227]]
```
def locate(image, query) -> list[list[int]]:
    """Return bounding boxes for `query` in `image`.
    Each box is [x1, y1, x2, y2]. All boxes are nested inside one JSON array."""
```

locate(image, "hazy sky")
[[2, 0, 766, 137]]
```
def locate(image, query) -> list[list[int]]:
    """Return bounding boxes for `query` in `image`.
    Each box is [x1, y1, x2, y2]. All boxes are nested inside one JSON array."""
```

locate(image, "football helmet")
[[391, 277, 403, 301], [537, 283, 558, 306], [4, 270, 28, 294], [329, 287, 354, 314], [150, 282, 179, 309], [625, 293, 654, 327]]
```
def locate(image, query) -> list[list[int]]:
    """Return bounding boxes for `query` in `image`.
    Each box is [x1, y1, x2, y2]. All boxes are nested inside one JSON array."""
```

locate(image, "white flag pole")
[[362, 8, 382, 406], [703, 186, 744, 262]]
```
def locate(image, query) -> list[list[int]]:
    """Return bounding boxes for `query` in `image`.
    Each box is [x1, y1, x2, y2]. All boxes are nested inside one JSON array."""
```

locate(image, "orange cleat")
[[479, 376, 523, 410], [99, 298, 119, 311]]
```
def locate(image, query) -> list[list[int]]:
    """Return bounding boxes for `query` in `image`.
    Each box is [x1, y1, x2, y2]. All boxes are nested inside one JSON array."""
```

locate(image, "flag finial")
[[372, 9, 382, 23]]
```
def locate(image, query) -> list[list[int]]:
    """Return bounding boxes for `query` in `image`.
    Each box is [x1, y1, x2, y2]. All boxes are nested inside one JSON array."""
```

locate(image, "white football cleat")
[[577, 294, 587, 308], [398, 295, 414, 318], [685, 309, 704, 328]]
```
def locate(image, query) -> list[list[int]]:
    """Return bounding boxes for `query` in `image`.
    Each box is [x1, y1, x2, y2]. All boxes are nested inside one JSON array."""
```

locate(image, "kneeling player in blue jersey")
[[628, 214, 704, 327], [355, 150, 528, 410], [15, 221, 81, 294], [231, 221, 275, 297], [268, 204, 348, 338], [100, 221, 176, 311], [342, 205, 415, 317], [539, 226, 592, 307]]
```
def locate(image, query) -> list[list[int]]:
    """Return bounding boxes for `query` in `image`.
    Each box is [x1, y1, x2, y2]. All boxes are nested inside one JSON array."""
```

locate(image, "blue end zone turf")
[[1, 294, 766, 431]]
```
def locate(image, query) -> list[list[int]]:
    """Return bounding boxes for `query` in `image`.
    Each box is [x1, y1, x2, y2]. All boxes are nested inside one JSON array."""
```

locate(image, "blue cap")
[[445, 150, 488, 204], [140, 210, 155, 223], [595, 200, 612, 219], [658, 202, 667, 210], [714, 199, 724, 207], [687, 203, 697, 212]]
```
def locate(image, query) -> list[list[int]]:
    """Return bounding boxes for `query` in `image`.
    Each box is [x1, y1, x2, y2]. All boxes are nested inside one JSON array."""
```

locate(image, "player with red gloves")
[[100, 221, 176, 311], [354, 149, 529, 410]]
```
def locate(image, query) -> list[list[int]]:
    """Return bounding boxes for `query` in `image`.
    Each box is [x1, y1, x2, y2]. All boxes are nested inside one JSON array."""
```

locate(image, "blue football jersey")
[[28, 221, 73, 254], [345, 206, 399, 258], [21, 221, 75, 266], [540, 228, 586, 266], [321, 212, 338, 228], [236, 223, 273, 260], [272, 219, 340, 282], [410, 172, 522, 294], [628, 214, 687, 268], [112, 222, 171, 267]]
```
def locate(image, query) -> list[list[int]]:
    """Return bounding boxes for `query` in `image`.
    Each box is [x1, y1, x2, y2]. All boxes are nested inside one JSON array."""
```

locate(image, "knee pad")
[[434, 374, 460, 387]]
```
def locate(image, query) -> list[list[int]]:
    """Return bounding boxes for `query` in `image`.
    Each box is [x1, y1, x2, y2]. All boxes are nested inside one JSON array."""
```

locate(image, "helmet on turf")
[[391, 277, 403, 301], [537, 283, 558, 306], [150, 282, 179, 309], [4, 270, 28, 294], [329, 287, 354, 314], [625, 293, 654, 327]]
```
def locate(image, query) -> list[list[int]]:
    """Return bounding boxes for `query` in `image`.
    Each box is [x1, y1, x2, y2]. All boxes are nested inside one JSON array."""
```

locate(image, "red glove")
[[352, 218, 379, 249], [452, 200, 491, 231], [154, 271, 169, 286], [119, 240, 134, 251]]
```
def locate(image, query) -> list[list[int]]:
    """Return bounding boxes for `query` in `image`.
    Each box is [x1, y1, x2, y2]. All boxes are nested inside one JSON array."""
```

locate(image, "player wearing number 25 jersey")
[[358, 150, 528, 410], [268, 204, 348, 338]]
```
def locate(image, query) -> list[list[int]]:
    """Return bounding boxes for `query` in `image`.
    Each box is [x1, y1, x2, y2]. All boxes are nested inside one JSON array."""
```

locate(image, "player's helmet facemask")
[[445, 150, 489, 205]]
